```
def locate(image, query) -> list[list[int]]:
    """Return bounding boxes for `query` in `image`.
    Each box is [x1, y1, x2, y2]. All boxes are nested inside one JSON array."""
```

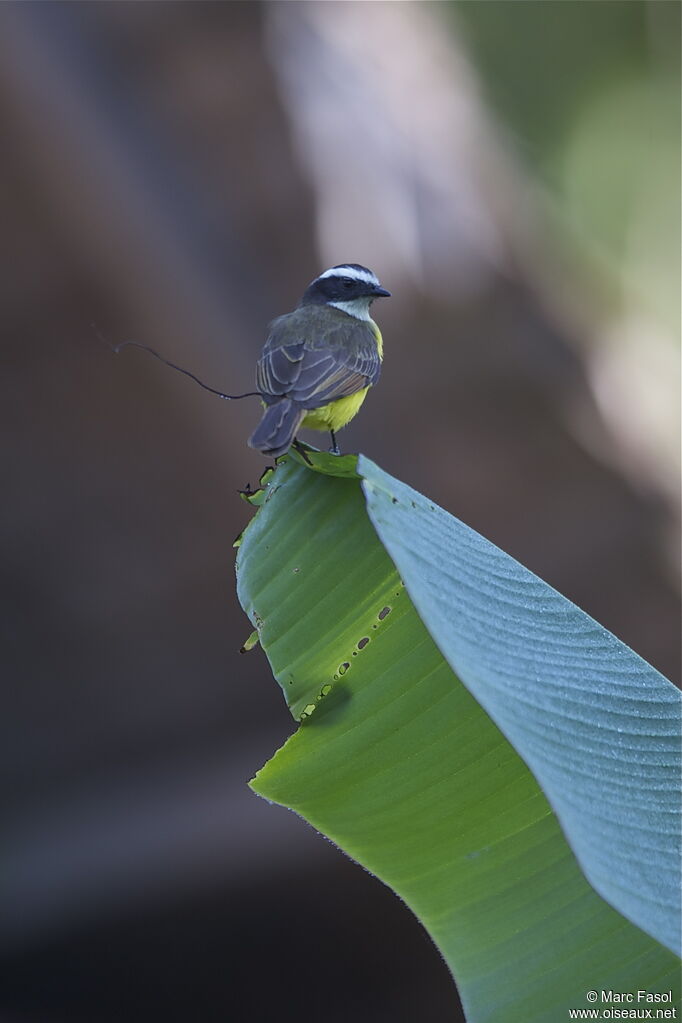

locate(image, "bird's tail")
[[248, 399, 306, 457]]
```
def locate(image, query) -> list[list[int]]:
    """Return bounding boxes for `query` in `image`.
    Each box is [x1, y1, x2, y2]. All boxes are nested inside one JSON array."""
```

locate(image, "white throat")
[[328, 297, 373, 322]]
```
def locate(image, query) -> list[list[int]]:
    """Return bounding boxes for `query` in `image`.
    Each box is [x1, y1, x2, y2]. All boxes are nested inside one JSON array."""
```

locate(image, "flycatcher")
[[248, 264, 390, 457]]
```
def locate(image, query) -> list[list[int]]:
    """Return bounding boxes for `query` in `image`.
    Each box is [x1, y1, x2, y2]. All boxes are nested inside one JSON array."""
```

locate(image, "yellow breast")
[[301, 319, 382, 434], [302, 388, 370, 432], [372, 319, 384, 360]]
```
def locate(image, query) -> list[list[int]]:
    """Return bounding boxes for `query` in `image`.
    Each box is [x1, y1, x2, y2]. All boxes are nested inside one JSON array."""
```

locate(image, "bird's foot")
[[292, 438, 314, 466]]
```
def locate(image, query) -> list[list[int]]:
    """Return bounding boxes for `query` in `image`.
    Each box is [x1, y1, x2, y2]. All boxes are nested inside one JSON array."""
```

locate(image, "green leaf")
[[235, 455, 680, 1022], [359, 456, 681, 957]]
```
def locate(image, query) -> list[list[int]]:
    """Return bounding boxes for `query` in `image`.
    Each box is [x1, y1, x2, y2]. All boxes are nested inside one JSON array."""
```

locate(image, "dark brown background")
[[1, 3, 679, 1021]]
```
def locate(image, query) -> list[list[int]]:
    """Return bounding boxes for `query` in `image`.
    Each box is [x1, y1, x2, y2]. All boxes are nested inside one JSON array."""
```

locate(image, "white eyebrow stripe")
[[317, 266, 378, 286]]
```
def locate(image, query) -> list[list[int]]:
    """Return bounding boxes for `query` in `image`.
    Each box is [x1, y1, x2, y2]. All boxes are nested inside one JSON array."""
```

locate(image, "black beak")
[[372, 285, 391, 298]]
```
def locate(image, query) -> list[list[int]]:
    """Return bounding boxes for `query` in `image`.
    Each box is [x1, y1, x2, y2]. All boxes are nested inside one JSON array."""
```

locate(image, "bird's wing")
[[256, 309, 381, 409], [255, 339, 306, 399]]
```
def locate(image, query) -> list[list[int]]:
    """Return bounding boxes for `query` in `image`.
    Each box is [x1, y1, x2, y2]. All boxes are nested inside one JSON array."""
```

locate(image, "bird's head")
[[300, 264, 390, 321]]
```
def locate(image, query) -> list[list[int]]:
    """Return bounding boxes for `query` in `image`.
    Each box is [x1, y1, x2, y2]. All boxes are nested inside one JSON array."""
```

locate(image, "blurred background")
[[1, 2, 679, 1021]]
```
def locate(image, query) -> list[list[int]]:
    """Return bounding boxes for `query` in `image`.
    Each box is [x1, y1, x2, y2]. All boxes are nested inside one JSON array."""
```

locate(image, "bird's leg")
[[292, 438, 313, 466], [329, 430, 340, 455]]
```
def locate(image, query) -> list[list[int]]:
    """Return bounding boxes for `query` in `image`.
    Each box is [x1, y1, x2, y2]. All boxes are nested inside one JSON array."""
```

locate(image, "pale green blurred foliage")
[[557, 67, 679, 330], [452, 1, 679, 311], [452, 0, 680, 499]]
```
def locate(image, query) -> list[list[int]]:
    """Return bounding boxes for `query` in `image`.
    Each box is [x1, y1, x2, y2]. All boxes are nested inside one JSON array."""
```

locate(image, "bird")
[[248, 263, 390, 457]]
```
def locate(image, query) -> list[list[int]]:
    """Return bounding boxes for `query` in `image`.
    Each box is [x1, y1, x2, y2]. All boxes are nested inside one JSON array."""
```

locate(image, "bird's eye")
[[342, 278, 354, 288]]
